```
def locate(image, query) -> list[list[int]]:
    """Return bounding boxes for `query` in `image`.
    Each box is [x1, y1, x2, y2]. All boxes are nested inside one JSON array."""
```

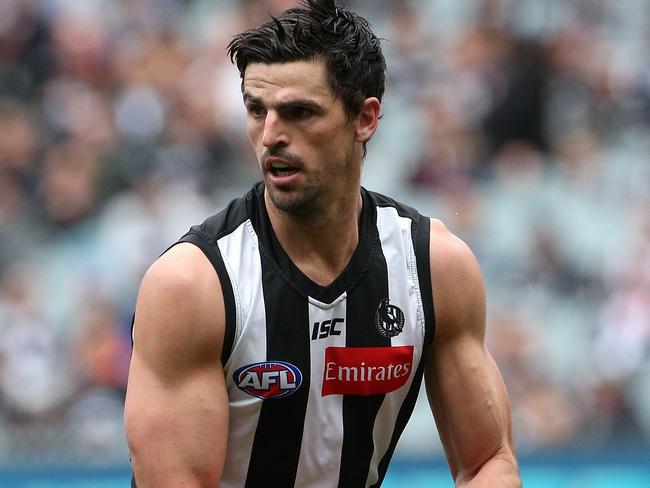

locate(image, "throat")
[[264, 187, 364, 286], [277, 217, 361, 287], [292, 246, 356, 287]]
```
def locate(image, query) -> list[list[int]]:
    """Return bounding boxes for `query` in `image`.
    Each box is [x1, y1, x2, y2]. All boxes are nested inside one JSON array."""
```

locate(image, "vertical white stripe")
[[366, 207, 425, 487], [294, 293, 348, 488], [217, 221, 268, 488]]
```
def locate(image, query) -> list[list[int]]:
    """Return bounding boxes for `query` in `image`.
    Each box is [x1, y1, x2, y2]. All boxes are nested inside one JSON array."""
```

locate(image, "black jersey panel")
[[369, 189, 420, 221], [196, 189, 252, 241], [370, 358, 426, 487], [337, 231, 391, 488], [244, 260, 311, 488]]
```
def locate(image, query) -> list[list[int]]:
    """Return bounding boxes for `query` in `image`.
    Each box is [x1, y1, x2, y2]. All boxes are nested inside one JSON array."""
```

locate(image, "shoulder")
[[134, 243, 225, 375], [428, 219, 486, 341], [189, 183, 261, 241], [364, 187, 421, 221], [139, 243, 222, 309]]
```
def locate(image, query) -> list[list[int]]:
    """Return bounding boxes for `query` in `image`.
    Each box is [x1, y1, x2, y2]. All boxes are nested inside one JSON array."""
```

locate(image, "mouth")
[[265, 157, 300, 179], [270, 162, 298, 177]]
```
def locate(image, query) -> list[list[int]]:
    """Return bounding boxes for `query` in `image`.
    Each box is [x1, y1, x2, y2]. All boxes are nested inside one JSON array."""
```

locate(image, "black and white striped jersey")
[[177, 182, 435, 488]]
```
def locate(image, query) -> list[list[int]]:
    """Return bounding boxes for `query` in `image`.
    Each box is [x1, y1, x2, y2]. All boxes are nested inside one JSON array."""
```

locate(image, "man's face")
[[242, 59, 361, 217]]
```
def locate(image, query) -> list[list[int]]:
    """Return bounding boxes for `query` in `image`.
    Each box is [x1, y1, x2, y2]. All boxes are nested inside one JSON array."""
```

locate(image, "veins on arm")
[[424, 219, 520, 487]]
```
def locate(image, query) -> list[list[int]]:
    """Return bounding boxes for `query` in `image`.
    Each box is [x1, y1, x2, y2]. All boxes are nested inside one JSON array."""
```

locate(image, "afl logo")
[[233, 361, 302, 400], [375, 298, 405, 338]]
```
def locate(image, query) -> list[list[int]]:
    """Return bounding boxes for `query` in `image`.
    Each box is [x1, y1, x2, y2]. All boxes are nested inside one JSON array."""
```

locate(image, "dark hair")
[[227, 0, 386, 119]]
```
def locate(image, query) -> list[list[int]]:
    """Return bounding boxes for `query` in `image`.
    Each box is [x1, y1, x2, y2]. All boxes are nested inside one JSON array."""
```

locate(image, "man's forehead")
[[242, 60, 334, 99]]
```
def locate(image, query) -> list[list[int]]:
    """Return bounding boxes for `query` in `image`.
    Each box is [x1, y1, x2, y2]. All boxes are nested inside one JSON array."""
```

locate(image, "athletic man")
[[124, 1, 521, 486]]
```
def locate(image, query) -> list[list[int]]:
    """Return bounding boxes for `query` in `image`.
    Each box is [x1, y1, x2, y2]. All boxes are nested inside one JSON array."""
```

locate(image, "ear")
[[355, 97, 381, 144]]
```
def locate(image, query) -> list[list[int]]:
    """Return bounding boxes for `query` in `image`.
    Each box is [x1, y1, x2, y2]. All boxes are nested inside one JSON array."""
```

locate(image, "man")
[[124, 0, 521, 486]]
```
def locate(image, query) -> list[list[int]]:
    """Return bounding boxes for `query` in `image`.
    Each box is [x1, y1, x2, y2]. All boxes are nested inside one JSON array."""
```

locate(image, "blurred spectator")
[[71, 301, 130, 392], [37, 140, 102, 230], [0, 0, 55, 98], [0, 263, 74, 421]]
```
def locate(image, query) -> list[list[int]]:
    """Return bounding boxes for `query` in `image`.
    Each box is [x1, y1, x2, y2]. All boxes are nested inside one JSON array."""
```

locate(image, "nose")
[[261, 111, 289, 148]]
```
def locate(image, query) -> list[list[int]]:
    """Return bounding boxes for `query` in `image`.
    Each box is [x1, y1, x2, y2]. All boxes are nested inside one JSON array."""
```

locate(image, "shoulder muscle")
[[428, 218, 486, 341], [133, 242, 225, 380]]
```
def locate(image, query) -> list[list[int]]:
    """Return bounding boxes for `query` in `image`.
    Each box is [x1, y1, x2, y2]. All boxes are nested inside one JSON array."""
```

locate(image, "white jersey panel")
[[218, 220, 267, 488], [366, 207, 426, 487], [294, 293, 348, 488]]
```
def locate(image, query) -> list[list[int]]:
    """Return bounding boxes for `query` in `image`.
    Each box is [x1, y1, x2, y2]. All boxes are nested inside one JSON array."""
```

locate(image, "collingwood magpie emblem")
[[375, 298, 405, 338]]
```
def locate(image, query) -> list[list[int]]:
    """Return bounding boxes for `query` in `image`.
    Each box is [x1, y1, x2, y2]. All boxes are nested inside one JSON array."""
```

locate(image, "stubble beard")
[[263, 144, 357, 221], [266, 177, 326, 220]]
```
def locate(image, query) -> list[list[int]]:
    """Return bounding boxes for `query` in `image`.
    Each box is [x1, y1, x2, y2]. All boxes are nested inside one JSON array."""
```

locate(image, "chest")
[[225, 272, 425, 402]]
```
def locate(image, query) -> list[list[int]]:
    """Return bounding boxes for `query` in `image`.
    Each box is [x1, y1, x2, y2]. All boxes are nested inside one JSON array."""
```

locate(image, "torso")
[[178, 182, 435, 488]]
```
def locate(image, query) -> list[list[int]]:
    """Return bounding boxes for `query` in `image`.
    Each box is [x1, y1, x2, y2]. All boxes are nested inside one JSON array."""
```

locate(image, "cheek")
[[324, 128, 356, 161], [246, 116, 263, 138], [246, 122, 257, 143], [310, 123, 353, 155], [247, 123, 264, 154]]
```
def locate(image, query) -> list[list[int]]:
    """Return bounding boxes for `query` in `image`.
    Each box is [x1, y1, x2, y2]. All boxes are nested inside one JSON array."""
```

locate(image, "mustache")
[[262, 148, 305, 167]]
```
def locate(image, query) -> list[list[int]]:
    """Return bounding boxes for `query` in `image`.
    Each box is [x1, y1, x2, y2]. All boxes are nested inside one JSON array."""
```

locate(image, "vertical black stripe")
[[413, 215, 435, 346], [370, 359, 426, 487], [178, 232, 237, 364], [245, 260, 311, 488], [337, 234, 391, 488]]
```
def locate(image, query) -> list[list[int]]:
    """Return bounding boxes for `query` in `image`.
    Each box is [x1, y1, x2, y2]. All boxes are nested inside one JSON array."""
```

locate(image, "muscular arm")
[[124, 243, 229, 487], [424, 220, 520, 487]]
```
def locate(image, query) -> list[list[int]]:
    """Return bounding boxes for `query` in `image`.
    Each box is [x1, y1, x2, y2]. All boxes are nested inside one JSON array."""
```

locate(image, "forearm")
[[456, 452, 521, 488], [131, 464, 220, 488]]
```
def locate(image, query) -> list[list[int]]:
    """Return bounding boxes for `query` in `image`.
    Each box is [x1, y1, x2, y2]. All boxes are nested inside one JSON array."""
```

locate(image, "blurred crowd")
[[0, 0, 648, 465]]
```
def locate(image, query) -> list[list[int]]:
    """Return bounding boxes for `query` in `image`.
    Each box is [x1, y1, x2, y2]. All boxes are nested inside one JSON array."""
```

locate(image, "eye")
[[247, 104, 266, 119], [284, 105, 313, 121]]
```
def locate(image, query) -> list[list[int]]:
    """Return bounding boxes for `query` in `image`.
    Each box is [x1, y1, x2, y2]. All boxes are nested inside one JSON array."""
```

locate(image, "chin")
[[266, 185, 321, 217]]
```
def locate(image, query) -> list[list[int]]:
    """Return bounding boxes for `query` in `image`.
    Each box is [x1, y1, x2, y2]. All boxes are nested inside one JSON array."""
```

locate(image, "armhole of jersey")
[[414, 215, 435, 347], [176, 231, 237, 366]]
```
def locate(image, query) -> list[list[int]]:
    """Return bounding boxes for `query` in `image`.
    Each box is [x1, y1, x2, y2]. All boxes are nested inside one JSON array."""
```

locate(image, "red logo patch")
[[322, 346, 414, 396]]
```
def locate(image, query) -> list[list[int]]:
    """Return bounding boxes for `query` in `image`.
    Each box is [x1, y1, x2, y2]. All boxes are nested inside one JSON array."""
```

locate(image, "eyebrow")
[[242, 92, 325, 112]]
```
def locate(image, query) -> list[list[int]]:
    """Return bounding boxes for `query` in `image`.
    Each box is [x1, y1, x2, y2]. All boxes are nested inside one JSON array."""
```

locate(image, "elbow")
[[456, 446, 520, 487], [125, 421, 223, 488]]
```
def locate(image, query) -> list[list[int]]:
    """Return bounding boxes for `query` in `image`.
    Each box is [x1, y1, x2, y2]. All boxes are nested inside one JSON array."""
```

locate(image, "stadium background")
[[0, 0, 649, 486]]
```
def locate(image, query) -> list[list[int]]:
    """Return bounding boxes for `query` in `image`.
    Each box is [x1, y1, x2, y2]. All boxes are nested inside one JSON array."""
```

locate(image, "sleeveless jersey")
[[176, 182, 435, 488]]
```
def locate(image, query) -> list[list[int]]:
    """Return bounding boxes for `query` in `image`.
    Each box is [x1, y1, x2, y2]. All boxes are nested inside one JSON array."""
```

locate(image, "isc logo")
[[233, 361, 303, 400], [311, 318, 344, 340]]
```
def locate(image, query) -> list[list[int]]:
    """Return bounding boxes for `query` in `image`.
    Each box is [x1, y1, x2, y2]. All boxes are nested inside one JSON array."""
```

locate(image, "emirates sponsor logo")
[[322, 345, 414, 396]]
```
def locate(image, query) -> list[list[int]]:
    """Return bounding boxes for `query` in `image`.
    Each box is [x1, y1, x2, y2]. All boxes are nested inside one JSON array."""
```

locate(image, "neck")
[[265, 189, 363, 286]]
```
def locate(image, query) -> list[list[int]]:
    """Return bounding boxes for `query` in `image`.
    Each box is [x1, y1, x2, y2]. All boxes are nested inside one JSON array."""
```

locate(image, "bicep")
[[124, 244, 229, 487], [125, 347, 228, 487]]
